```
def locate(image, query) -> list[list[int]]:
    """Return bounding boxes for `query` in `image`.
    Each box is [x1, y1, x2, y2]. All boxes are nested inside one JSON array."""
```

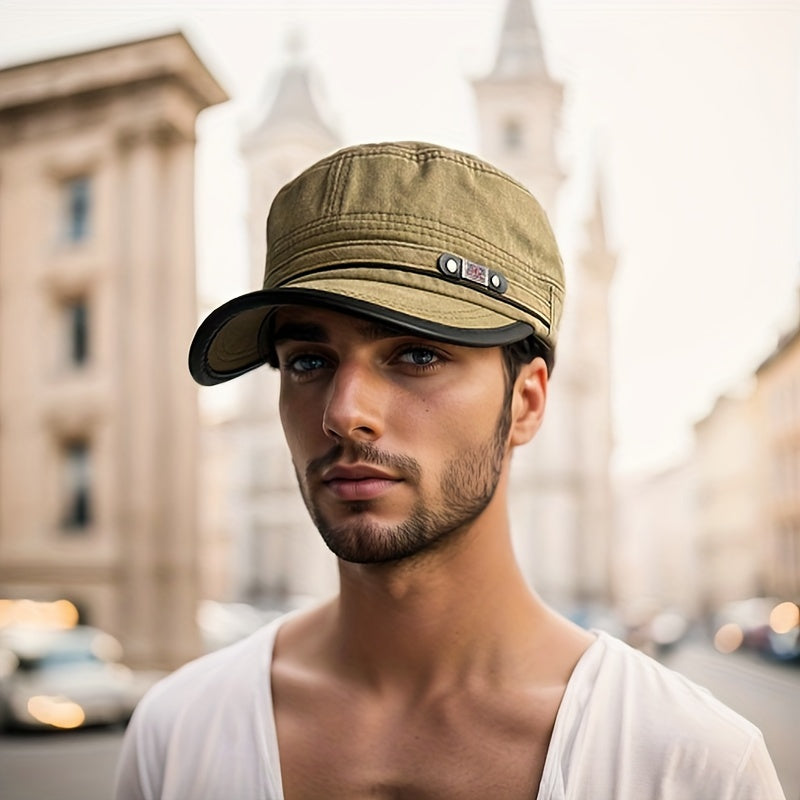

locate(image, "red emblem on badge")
[[462, 260, 489, 286]]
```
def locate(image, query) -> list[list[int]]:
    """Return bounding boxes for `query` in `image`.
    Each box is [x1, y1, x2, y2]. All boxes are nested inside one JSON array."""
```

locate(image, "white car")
[[0, 625, 157, 730]]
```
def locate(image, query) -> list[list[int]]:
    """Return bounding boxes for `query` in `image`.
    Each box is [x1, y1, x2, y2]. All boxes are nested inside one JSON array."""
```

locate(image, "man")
[[116, 142, 785, 799]]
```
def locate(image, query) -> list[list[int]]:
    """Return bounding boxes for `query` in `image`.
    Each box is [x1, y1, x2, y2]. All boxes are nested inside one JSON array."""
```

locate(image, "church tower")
[[472, 0, 563, 214], [240, 32, 340, 289], [232, 34, 340, 607], [472, 0, 616, 611], [571, 180, 617, 604]]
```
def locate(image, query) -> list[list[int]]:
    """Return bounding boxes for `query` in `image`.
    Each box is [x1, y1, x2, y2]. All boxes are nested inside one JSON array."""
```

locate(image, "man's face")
[[273, 305, 515, 565]]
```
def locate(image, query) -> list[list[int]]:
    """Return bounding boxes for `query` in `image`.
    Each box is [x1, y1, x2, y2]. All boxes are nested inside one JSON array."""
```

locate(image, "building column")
[[116, 124, 201, 669]]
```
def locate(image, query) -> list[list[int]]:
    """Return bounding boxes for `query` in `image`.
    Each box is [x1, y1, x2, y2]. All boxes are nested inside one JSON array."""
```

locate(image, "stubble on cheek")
[[291, 416, 509, 565]]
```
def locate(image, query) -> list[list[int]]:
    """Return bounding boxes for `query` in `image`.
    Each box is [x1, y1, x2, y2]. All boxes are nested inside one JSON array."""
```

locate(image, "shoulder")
[[542, 632, 784, 798], [588, 631, 761, 751], [140, 616, 279, 717], [115, 615, 286, 800]]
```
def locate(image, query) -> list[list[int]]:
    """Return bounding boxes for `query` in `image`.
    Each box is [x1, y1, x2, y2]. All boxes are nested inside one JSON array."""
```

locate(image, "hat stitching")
[[197, 313, 228, 364], [271, 210, 551, 260], [336, 285, 503, 324], [321, 148, 346, 217], [273, 255, 554, 310], [269, 214, 560, 287], [328, 148, 351, 216], [213, 310, 264, 362], [340, 145, 531, 195], [278, 263, 552, 328], [270, 253, 556, 319]]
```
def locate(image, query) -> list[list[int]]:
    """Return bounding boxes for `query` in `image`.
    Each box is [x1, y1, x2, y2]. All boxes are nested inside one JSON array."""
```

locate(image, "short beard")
[[297, 393, 512, 565]]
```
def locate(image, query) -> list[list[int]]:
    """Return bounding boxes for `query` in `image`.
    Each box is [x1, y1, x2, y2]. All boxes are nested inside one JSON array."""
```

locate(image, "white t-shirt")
[[115, 616, 786, 800]]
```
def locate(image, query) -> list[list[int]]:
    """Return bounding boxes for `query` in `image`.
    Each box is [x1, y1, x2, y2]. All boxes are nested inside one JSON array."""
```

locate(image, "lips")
[[321, 464, 402, 501]]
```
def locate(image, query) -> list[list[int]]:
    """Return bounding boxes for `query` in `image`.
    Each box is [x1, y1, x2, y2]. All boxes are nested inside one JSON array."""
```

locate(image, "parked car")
[[0, 625, 157, 730]]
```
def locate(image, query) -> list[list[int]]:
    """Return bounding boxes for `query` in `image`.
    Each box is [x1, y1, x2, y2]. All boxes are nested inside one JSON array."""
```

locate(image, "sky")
[[1, 0, 798, 476]]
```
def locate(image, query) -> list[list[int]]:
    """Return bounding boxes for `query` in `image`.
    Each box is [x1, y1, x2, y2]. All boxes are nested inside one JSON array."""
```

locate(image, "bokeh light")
[[713, 622, 744, 654], [27, 695, 86, 729], [769, 601, 799, 635], [0, 598, 79, 630]]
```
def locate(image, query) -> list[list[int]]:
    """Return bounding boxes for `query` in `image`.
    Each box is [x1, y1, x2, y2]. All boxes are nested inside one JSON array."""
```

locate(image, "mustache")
[[306, 442, 421, 483]]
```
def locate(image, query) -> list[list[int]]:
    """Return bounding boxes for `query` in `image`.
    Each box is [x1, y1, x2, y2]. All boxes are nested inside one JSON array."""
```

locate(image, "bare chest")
[[273, 683, 561, 800]]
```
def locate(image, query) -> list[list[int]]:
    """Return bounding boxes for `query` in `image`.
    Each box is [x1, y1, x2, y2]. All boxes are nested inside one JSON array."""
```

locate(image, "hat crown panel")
[[265, 143, 563, 306]]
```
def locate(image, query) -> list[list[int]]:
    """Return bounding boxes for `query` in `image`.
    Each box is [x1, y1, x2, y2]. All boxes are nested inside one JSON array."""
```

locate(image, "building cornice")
[[0, 31, 228, 118]]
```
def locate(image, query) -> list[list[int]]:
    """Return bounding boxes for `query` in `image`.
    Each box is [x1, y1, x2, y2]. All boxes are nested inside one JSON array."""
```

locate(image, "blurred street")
[[1, 637, 798, 800], [0, 727, 124, 800]]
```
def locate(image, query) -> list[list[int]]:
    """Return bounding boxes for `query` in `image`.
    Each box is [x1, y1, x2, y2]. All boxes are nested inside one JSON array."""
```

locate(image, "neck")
[[327, 479, 550, 691]]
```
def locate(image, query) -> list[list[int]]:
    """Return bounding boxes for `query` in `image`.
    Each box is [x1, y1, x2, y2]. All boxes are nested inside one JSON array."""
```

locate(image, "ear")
[[508, 357, 548, 448]]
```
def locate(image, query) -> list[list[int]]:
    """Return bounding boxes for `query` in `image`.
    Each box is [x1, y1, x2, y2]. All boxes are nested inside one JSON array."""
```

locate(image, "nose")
[[322, 361, 385, 443]]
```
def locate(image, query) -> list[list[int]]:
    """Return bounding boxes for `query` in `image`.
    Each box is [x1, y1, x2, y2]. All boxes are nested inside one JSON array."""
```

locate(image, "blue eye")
[[287, 354, 327, 373], [405, 349, 435, 365], [397, 347, 441, 368]]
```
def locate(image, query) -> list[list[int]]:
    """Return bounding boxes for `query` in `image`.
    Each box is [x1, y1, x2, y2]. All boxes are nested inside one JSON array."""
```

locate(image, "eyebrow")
[[272, 318, 407, 345]]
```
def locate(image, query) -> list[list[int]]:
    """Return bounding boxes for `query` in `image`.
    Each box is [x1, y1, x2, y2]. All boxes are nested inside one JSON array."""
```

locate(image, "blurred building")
[[215, 0, 616, 613], [473, 0, 616, 610], [693, 389, 765, 612], [0, 33, 227, 668], [229, 32, 340, 607], [615, 461, 700, 622], [624, 316, 800, 624], [755, 323, 800, 600]]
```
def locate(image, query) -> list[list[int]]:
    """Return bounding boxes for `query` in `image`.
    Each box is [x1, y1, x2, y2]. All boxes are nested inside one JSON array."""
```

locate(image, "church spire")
[[471, 0, 563, 215], [488, 0, 548, 79], [244, 30, 336, 145]]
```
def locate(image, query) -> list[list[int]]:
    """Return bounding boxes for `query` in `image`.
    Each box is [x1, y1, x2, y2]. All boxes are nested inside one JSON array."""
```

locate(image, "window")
[[63, 176, 91, 242], [61, 440, 92, 532], [64, 297, 89, 366]]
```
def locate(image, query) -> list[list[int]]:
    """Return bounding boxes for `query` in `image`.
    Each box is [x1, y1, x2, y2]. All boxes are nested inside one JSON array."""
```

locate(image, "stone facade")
[[622, 317, 800, 619], [693, 391, 764, 611], [755, 324, 800, 600], [0, 33, 227, 668]]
